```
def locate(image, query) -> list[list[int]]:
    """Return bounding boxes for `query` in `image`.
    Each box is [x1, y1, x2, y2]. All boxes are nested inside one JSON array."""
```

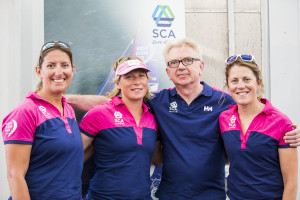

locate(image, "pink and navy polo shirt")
[[219, 98, 294, 200], [79, 96, 157, 200], [2, 92, 83, 200]]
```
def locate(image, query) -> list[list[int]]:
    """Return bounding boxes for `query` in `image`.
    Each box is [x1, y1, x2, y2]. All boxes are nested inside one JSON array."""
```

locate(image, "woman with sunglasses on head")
[[79, 56, 159, 200], [219, 55, 298, 200], [2, 41, 83, 200]]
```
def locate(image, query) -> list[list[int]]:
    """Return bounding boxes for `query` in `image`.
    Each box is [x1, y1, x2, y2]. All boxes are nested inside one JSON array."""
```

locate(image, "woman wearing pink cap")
[[79, 56, 160, 200]]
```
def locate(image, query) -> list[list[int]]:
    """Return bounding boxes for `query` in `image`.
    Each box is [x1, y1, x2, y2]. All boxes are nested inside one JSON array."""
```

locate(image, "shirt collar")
[[170, 81, 213, 97], [27, 91, 42, 100], [111, 96, 150, 112], [228, 98, 272, 115], [260, 98, 272, 115], [27, 91, 67, 104]]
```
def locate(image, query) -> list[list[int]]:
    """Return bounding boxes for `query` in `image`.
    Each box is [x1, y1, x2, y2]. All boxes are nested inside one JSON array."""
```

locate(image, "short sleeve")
[[79, 106, 104, 138], [2, 100, 37, 144], [276, 113, 294, 147]]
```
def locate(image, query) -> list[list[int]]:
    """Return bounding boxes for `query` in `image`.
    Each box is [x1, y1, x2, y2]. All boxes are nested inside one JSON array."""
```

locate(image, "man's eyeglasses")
[[40, 41, 71, 53], [225, 54, 256, 64], [167, 57, 201, 68]]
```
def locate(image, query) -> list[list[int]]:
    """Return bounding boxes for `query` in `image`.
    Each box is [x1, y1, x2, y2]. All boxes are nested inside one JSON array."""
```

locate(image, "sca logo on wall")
[[152, 5, 176, 41]]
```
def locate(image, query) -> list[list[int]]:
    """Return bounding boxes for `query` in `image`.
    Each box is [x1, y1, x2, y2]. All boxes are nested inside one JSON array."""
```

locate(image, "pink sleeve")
[[79, 106, 104, 137], [219, 112, 226, 134], [2, 100, 37, 144], [274, 112, 294, 146], [219, 111, 233, 135]]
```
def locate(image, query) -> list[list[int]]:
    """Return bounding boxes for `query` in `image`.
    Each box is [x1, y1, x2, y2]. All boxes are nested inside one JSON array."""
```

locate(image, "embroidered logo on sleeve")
[[114, 111, 124, 125], [38, 106, 52, 119], [169, 101, 178, 113], [229, 115, 236, 129], [4, 120, 18, 137]]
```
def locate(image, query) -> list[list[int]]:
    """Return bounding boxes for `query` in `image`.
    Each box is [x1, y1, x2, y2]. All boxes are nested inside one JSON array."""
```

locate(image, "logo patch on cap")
[[127, 60, 140, 66]]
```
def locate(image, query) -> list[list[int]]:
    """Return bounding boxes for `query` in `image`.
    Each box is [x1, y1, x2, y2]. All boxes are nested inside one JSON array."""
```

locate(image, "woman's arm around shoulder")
[[66, 94, 110, 112], [284, 123, 300, 147]]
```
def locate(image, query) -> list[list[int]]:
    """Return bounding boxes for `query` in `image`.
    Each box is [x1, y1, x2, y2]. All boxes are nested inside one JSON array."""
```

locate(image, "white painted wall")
[[268, 0, 300, 198], [0, 0, 43, 198], [269, 0, 300, 123], [185, 0, 262, 90]]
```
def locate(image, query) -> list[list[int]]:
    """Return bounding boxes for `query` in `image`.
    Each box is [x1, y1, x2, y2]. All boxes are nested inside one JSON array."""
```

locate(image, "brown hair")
[[35, 42, 73, 92], [106, 56, 153, 101], [225, 57, 264, 100]]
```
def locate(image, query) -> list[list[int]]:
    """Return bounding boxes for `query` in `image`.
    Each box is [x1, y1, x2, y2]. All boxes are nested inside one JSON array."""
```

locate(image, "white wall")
[[0, 0, 43, 198], [185, 0, 262, 90], [268, 0, 300, 198], [269, 0, 300, 123]]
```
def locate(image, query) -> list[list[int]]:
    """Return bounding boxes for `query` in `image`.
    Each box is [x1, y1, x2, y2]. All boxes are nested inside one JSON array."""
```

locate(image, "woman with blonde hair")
[[80, 56, 160, 200]]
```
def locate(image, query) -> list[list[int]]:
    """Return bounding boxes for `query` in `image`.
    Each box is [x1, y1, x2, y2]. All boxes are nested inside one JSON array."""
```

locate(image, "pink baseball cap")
[[115, 60, 150, 77]]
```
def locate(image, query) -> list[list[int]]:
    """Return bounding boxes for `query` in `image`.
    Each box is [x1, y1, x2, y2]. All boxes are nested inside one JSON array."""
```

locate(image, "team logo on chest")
[[169, 101, 178, 113], [229, 115, 236, 129], [38, 106, 52, 119], [203, 106, 213, 111], [114, 111, 124, 125]]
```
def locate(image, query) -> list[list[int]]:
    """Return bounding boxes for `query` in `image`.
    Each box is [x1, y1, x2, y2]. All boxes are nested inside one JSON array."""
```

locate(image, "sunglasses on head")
[[40, 41, 71, 53], [225, 54, 256, 64]]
